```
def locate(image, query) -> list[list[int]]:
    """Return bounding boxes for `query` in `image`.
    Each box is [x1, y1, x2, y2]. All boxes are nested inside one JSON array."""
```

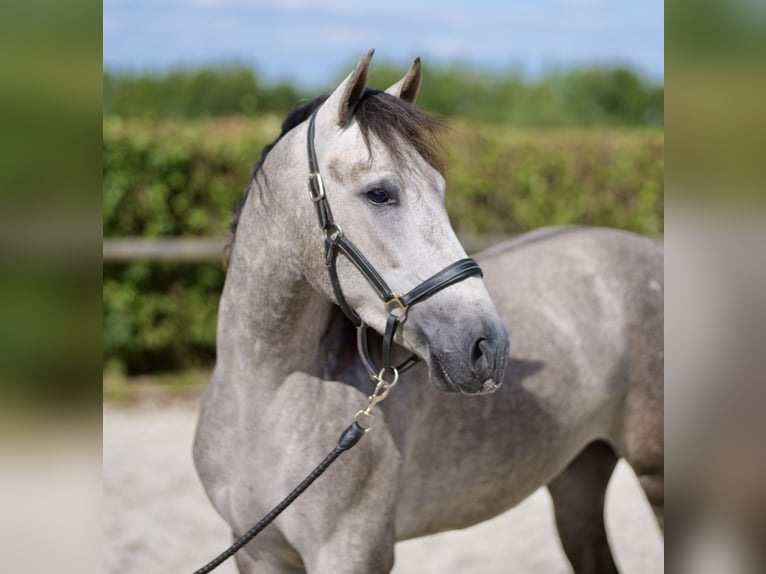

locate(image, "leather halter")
[[306, 107, 483, 380]]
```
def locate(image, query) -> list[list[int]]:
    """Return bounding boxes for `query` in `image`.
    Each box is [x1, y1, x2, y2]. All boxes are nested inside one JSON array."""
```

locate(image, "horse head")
[[294, 51, 509, 394]]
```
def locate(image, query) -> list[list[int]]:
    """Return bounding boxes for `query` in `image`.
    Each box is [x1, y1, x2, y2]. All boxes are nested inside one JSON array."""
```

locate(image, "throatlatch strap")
[[327, 248, 363, 326]]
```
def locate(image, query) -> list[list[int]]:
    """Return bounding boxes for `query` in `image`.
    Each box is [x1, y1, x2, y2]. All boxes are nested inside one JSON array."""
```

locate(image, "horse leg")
[[233, 530, 307, 574], [627, 457, 664, 534], [233, 545, 259, 574], [619, 376, 664, 532], [231, 376, 400, 574], [619, 268, 664, 533], [235, 550, 305, 574], [233, 541, 305, 574], [306, 525, 396, 574], [548, 440, 619, 574], [288, 441, 399, 574]]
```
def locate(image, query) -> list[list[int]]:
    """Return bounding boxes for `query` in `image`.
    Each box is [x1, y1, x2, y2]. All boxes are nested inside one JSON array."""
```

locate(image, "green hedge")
[[104, 116, 663, 373], [105, 65, 663, 127], [444, 121, 663, 236], [103, 117, 278, 372]]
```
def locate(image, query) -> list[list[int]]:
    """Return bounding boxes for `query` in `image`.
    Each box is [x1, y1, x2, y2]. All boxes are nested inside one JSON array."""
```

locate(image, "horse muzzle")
[[424, 319, 510, 395]]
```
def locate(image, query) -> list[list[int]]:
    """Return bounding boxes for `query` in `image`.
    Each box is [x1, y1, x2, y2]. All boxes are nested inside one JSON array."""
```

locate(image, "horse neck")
[[216, 176, 335, 388]]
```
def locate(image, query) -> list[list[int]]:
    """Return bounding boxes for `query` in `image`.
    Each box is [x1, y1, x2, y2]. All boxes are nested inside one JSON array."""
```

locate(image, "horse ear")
[[325, 49, 374, 127], [385, 57, 421, 104]]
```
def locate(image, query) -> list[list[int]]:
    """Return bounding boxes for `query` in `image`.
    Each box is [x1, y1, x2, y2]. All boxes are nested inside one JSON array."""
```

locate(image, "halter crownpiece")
[[306, 107, 483, 381]]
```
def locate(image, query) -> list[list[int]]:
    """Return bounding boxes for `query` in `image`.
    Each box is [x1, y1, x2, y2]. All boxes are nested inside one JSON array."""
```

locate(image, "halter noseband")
[[306, 107, 483, 381]]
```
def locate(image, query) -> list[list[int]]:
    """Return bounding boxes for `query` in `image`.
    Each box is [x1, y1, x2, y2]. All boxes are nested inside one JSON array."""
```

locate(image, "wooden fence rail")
[[102, 234, 516, 264], [103, 238, 226, 263]]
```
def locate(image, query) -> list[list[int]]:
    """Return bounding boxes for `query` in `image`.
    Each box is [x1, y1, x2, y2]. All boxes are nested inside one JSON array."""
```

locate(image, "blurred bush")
[[372, 64, 663, 127], [103, 116, 662, 374], [105, 65, 663, 127], [103, 116, 277, 372], [104, 67, 301, 118], [445, 122, 664, 236], [1, 0, 101, 411]]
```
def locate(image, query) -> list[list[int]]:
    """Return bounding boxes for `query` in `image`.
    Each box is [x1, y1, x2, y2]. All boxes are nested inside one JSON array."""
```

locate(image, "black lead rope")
[[192, 423, 366, 574]]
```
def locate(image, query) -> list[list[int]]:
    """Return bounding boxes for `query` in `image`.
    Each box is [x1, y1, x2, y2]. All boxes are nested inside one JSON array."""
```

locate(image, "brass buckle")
[[307, 172, 325, 203], [384, 294, 409, 319]]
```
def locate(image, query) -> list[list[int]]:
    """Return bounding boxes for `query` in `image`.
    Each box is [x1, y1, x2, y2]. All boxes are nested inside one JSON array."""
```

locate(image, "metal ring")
[[376, 367, 399, 389]]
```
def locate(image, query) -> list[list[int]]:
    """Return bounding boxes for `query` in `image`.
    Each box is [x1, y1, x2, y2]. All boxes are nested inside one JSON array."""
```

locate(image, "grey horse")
[[194, 50, 663, 574]]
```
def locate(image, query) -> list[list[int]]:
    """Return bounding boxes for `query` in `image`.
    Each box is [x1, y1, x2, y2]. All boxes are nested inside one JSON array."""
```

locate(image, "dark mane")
[[224, 89, 444, 265], [354, 88, 445, 171], [224, 94, 328, 264]]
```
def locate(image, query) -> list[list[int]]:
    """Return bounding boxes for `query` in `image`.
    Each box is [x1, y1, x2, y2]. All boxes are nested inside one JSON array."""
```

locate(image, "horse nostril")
[[471, 337, 490, 368]]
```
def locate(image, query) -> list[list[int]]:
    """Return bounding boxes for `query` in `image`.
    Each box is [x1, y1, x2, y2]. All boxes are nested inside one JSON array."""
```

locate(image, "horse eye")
[[366, 188, 392, 205]]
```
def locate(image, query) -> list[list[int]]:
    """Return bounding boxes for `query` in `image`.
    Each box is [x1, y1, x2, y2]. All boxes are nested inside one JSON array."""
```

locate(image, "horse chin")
[[426, 353, 502, 395], [427, 359, 461, 393]]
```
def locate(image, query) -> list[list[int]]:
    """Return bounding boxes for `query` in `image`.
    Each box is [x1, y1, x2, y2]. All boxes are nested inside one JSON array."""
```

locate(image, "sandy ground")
[[104, 395, 663, 573]]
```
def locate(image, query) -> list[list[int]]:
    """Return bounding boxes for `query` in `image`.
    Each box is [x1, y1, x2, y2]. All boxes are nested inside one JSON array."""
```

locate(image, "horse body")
[[394, 226, 660, 534], [194, 52, 663, 574]]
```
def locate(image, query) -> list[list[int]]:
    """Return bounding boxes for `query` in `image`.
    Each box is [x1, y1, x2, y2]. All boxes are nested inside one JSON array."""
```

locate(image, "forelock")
[[354, 89, 444, 172]]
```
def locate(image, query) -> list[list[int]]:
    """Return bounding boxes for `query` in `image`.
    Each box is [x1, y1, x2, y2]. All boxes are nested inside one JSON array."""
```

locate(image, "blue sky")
[[104, 0, 664, 87]]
